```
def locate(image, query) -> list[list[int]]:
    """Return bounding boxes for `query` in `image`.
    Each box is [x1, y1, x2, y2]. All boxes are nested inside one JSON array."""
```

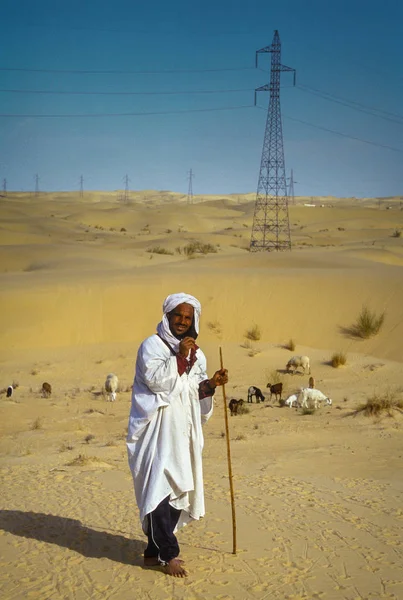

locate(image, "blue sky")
[[1, 0, 402, 197]]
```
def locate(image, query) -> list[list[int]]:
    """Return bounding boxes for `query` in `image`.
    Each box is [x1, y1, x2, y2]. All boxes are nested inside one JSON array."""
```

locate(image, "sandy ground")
[[1, 191, 403, 600]]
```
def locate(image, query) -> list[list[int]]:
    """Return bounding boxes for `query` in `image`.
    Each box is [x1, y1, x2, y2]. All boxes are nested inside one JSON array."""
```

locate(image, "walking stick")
[[219, 346, 237, 555]]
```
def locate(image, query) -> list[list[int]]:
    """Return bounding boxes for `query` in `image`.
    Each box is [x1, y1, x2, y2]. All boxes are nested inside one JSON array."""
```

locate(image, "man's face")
[[167, 303, 194, 338]]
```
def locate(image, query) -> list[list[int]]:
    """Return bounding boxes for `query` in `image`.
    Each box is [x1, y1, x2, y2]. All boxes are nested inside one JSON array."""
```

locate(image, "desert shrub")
[[301, 407, 316, 415], [146, 246, 174, 255], [59, 442, 74, 452], [354, 390, 403, 417], [85, 434, 95, 444], [207, 320, 222, 335], [31, 417, 42, 430], [266, 369, 282, 385], [331, 351, 347, 368], [245, 324, 261, 341], [391, 229, 401, 238], [285, 339, 295, 351], [349, 305, 385, 339], [235, 434, 246, 441], [66, 454, 103, 467], [237, 404, 250, 415], [182, 241, 218, 256]]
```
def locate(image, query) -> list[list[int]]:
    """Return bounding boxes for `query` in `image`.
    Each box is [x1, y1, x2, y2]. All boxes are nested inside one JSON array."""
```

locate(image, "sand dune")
[[1, 191, 403, 599]]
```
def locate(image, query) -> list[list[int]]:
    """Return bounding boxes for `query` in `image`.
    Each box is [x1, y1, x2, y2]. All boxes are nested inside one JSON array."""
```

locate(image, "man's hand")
[[178, 337, 196, 357], [209, 368, 228, 388]]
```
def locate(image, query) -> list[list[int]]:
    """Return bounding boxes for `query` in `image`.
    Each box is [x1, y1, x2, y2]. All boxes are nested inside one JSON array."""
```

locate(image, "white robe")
[[127, 334, 213, 531]]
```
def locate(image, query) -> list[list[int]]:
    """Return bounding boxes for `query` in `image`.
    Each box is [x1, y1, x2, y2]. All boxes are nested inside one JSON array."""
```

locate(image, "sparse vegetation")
[[245, 324, 261, 341], [354, 390, 403, 417], [59, 442, 74, 453], [31, 369, 39, 376], [348, 305, 385, 339], [146, 246, 174, 255], [235, 434, 246, 441], [207, 320, 222, 335], [285, 339, 296, 351], [301, 407, 316, 415], [331, 351, 347, 368], [84, 434, 95, 444], [31, 417, 43, 430], [391, 229, 401, 238], [176, 241, 218, 256], [66, 454, 103, 467], [266, 369, 282, 386], [237, 404, 250, 415]]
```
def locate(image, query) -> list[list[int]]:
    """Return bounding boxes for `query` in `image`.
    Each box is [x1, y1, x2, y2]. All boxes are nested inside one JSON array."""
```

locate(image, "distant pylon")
[[250, 30, 296, 252], [3, 178, 7, 196], [123, 174, 130, 203], [35, 174, 40, 196], [79, 175, 84, 198], [187, 169, 194, 204], [288, 169, 296, 205]]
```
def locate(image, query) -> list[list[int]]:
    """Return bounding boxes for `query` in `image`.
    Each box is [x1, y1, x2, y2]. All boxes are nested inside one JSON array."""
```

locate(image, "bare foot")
[[144, 557, 185, 568], [164, 558, 188, 578]]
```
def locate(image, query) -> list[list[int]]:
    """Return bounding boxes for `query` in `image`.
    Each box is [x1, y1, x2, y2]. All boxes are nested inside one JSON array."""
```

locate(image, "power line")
[[0, 66, 254, 75], [0, 87, 253, 96], [0, 104, 254, 118], [297, 84, 403, 125], [257, 106, 403, 154]]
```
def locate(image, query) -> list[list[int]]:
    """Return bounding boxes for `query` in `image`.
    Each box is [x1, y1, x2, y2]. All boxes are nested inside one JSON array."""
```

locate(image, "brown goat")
[[228, 398, 244, 416], [42, 382, 52, 398], [266, 382, 283, 401]]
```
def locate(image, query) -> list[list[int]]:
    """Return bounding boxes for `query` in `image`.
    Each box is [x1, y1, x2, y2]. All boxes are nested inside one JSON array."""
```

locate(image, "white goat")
[[284, 393, 298, 408], [298, 387, 332, 410], [104, 373, 119, 402], [286, 355, 311, 375]]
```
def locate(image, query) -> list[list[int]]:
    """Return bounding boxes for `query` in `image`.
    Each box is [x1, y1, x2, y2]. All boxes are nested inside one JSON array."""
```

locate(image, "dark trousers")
[[144, 496, 182, 564]]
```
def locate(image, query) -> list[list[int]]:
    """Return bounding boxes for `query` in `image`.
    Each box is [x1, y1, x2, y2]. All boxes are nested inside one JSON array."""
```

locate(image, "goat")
[[298, 387, 332, 410], [266, 382, 283, 401], [6, 385, 13, 398], [284, 393, 298, 408], [247, 386, 265, 403], [42, 382, 52, 398], [229, 398, 244, 416], [286, 355, 311, 375], [105, 373, 119, 402]]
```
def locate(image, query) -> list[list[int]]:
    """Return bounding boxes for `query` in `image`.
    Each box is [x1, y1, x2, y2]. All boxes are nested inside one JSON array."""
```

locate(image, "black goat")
[[247, 386, 265, 403], [228, 398, 244, 416]]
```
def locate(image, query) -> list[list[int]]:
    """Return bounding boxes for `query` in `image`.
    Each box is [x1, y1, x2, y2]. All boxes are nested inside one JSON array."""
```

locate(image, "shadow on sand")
[[0, 510, 146, 566]]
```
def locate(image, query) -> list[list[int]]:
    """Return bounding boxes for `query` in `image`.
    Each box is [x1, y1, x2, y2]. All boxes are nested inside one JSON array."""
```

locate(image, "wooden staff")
[[219, 346, 237, 555]]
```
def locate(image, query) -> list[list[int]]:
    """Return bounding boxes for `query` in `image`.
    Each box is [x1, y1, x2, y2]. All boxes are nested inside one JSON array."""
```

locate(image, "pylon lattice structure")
[[187, 169, 194, 204], [79, 175, 84, 198], [250, 30, 295, 252], [288, 168, 295, 205]]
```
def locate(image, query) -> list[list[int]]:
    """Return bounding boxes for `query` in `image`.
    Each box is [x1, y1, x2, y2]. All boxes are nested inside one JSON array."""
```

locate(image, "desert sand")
[[1, 191, 403, 600]]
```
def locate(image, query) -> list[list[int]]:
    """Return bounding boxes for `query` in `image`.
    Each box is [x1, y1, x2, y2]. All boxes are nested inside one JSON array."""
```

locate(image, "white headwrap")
[[156, 292, 201, 353]]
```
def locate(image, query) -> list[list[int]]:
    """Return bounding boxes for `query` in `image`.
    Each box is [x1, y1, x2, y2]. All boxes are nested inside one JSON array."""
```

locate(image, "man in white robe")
[[127, 293, 228, 577]]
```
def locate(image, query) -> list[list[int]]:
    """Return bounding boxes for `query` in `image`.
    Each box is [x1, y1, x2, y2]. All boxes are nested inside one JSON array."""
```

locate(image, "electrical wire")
[[0, 104, 254, 118], [0, 87, 253, 96], [0, 66, 254, 75]]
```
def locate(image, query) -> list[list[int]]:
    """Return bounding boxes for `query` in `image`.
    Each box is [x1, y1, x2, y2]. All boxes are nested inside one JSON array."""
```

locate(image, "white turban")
[[156, 293, 201, 353]]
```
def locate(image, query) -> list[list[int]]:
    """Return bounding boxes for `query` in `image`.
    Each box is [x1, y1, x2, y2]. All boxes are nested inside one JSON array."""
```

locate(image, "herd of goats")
[[228, 355, 332, 416], [4, 356, 332, 413]]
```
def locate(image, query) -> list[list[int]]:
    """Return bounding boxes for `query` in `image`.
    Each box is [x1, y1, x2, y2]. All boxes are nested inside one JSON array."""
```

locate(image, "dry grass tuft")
[[59, 442, 74, 453], [301, 407, 316, 415], [245, 324, 261, 341], [84, 434, 95, 444], [31, 417, 43, 430], [348, 305, 385, 339], [331, 351, 347, 368], [207, 320, 222, 335], [146, 246, 174, 255], [391, 229, 401, 238], [235, 434, 247, 441], [285, 339, 296, 351], [237, 404, 250, 415], [66, 454, 103, 467], [354, 390, 403, 417]]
